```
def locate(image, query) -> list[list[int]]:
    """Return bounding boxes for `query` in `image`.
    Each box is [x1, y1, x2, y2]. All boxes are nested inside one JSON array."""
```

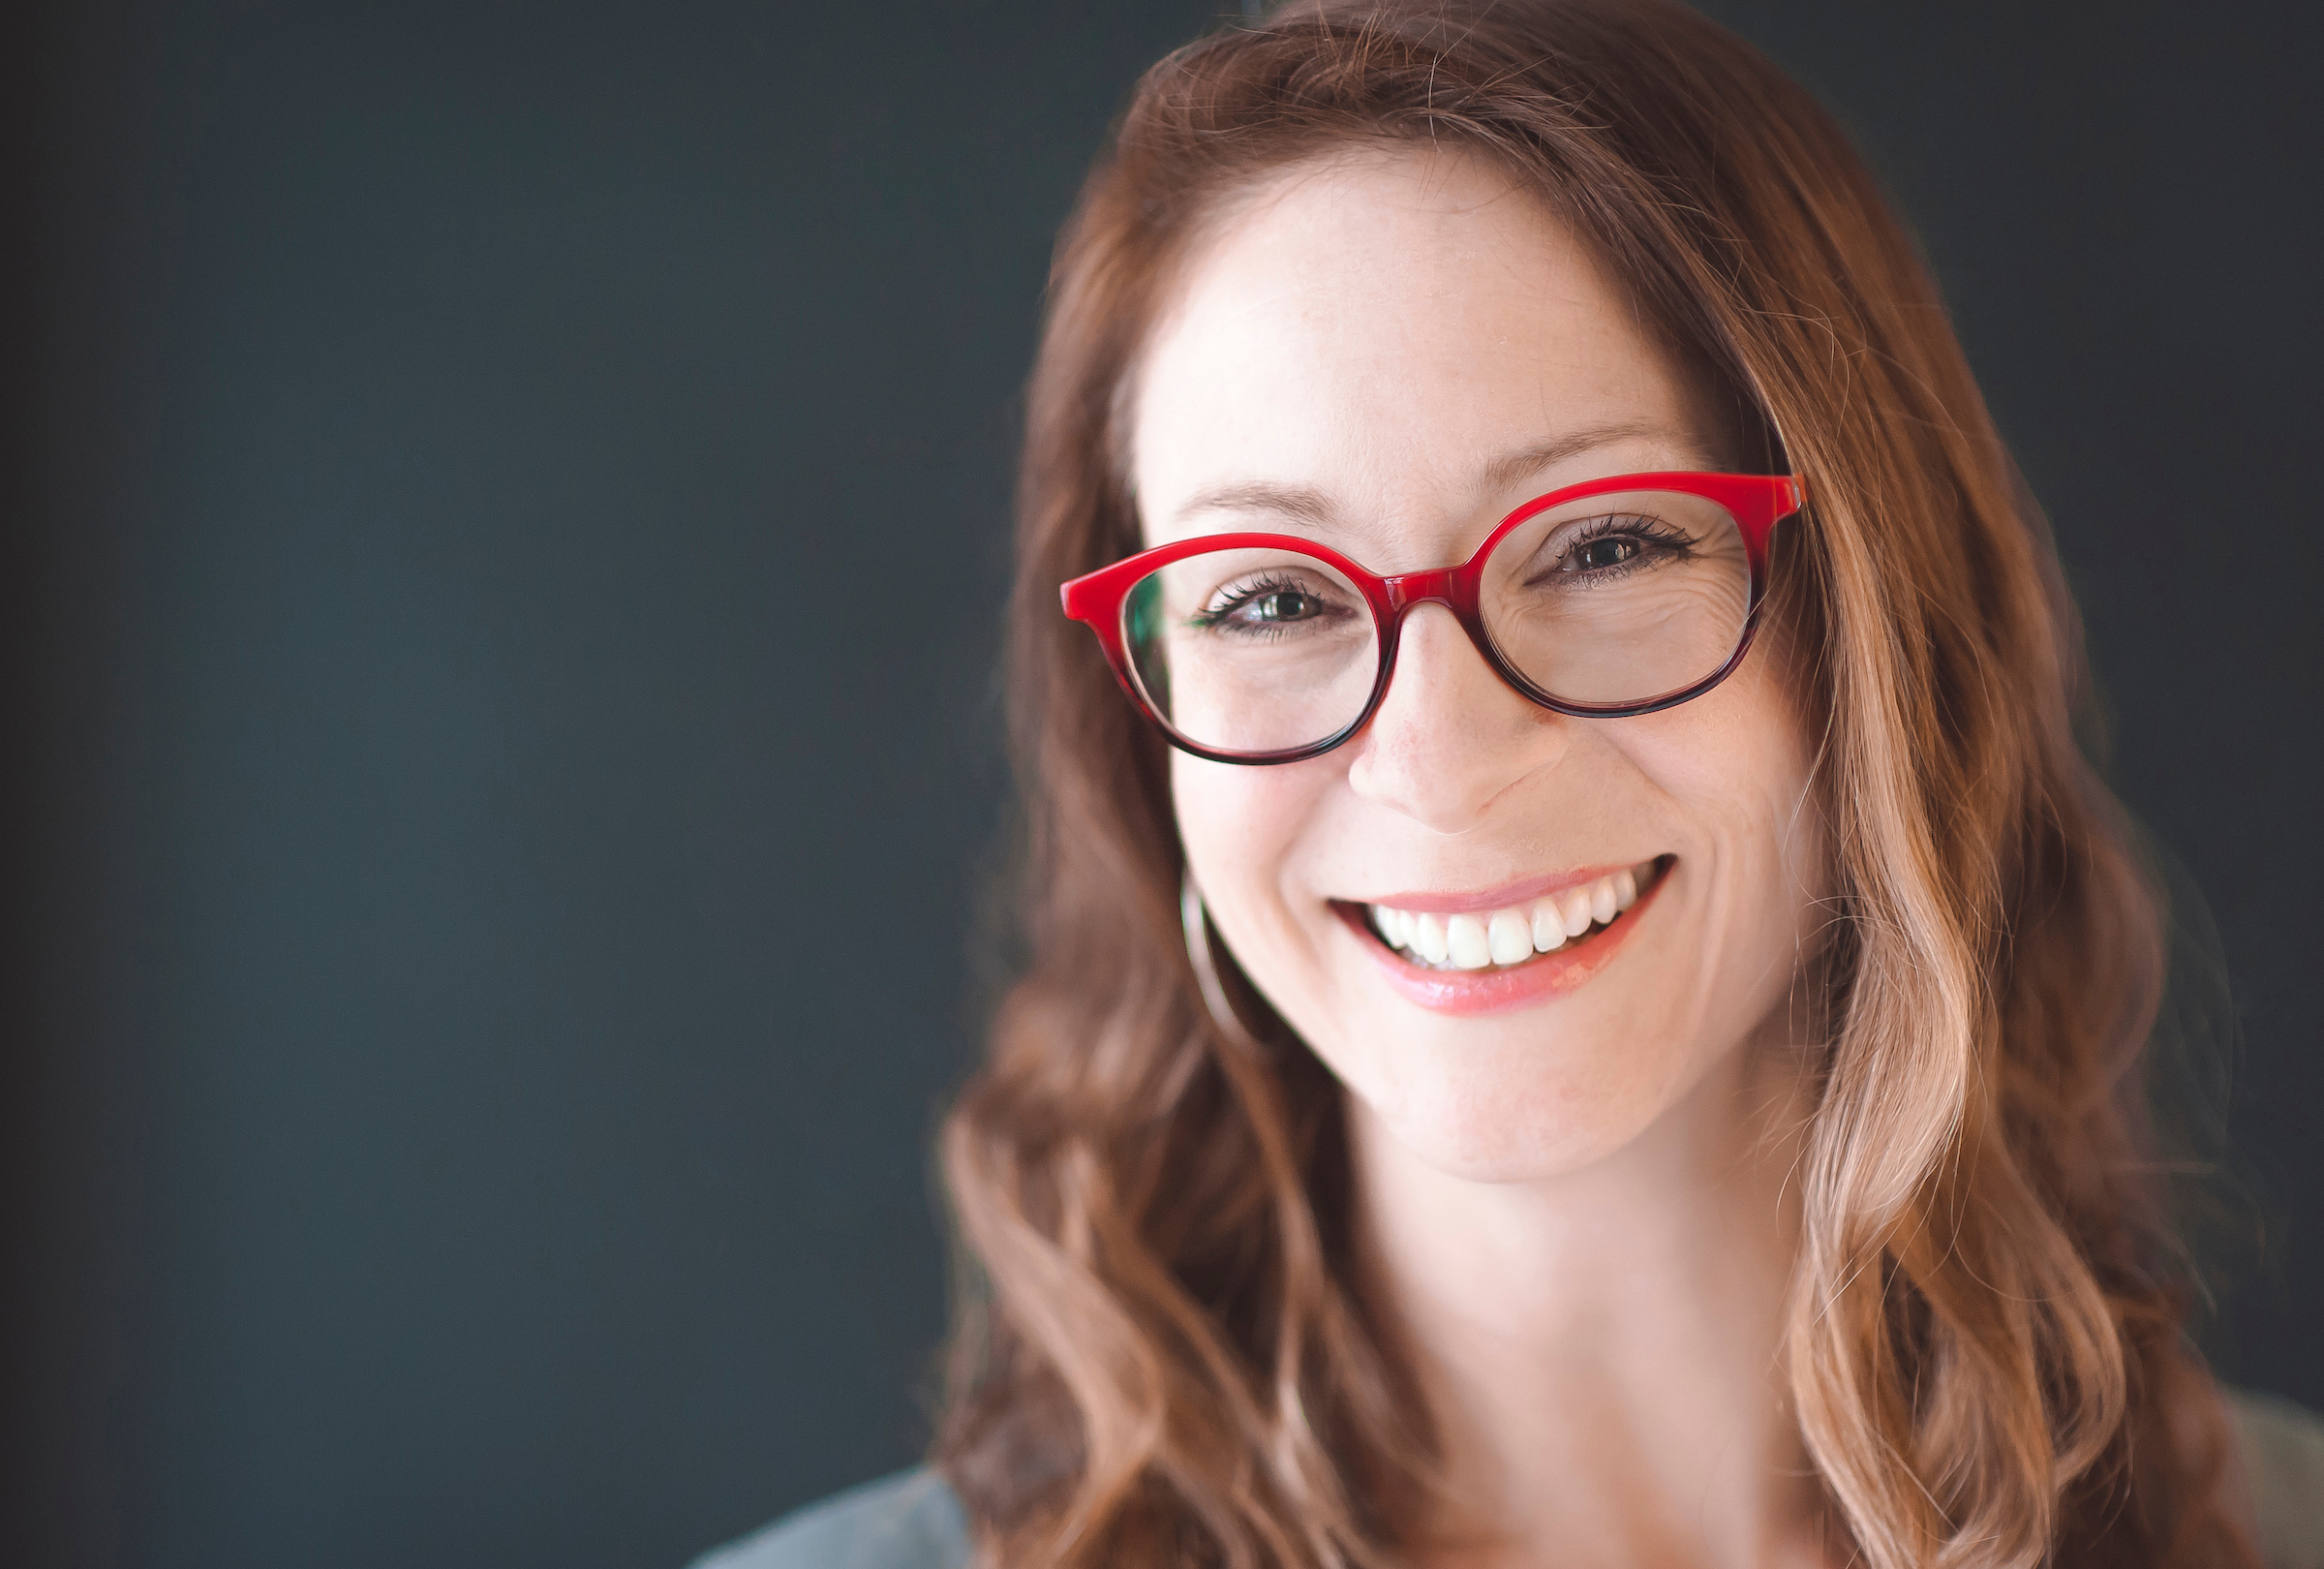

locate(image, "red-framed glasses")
[[1060, 471, 1804, 765]]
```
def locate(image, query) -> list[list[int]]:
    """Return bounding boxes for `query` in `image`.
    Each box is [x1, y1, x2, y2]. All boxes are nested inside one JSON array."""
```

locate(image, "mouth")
[[1331, 856, 1673, 1016]]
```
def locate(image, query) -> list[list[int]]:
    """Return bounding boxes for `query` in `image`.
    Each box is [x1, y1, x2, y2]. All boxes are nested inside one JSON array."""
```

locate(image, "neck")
[[1351, 1037, 1832, 1569]]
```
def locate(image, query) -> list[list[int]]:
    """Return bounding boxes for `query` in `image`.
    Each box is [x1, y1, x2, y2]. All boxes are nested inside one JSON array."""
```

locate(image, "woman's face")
[[1130, 151, 1827, 1184]]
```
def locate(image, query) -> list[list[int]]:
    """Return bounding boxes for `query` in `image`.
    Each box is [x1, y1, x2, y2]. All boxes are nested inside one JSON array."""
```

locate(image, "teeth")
[[1558, 887, 1594, 938], [1486, 910, 1532, 966], [1446, 914, 1492, 970], [1363, 858, 1662, 972], [1530, 903, 1567, 952]]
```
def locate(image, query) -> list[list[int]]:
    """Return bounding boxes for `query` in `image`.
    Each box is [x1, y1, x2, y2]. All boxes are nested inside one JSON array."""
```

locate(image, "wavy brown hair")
[[934, 2, 2256, 1564]]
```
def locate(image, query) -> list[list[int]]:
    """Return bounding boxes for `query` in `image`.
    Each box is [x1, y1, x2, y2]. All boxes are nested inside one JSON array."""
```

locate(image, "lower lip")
[[1336, 869, 1668, 1017]]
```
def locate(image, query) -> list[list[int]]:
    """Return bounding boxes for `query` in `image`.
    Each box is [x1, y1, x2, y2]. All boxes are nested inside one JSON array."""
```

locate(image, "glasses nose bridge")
[[1380, 567, 1462, 624], [1374, 566, 1498, 701]]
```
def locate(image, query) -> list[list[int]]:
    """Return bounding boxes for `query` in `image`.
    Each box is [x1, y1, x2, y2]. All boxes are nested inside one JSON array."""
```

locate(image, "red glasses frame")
[[1059, 470, 1806, 765]]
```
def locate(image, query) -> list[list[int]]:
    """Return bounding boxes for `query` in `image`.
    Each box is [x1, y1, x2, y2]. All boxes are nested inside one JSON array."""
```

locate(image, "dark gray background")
[[3, 3, 2316, 1566]]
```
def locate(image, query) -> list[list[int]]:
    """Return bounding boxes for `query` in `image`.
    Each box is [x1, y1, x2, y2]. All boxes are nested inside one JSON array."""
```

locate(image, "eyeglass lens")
[[1120, 489, 1754, 755]]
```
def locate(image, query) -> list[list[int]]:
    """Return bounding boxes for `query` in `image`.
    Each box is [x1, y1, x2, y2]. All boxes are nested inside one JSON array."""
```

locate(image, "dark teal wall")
[[4, 4, 2316, 1566]]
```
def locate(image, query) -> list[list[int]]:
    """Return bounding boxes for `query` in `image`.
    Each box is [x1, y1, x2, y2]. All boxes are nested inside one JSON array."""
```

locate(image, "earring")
[[1180, 872, 1254, 1047]]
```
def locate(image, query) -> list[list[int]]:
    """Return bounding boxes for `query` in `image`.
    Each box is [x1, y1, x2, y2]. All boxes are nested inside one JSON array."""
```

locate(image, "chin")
[[1339, 1025, 1696, 1185], [1292, 908, 1749, 1186]]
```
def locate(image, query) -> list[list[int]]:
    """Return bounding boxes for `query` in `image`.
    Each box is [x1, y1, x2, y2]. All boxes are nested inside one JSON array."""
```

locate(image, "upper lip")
[[1345, 860, 1664, 916]]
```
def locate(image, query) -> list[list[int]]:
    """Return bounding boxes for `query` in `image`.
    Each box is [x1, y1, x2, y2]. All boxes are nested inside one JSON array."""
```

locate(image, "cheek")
[[1619, 659, 1829, 1038], [1171, 754, 1337, 985]]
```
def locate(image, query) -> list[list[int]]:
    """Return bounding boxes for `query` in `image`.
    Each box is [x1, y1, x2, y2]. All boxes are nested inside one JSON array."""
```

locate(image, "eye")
[[1570, 536, 1642, 572], [1238, 588, 1325, 624], [1537, 513, 1698, 583], [1190, 572, 1348, 637]]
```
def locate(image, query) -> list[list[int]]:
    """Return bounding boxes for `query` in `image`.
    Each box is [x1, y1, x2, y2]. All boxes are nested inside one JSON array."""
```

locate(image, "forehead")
[[1129, 149, 1709, 553]]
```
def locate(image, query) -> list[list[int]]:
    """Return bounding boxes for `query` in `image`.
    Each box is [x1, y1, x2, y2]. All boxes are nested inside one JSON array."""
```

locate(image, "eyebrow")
[[1171, 419, 1670, 530], [1475, 420, 1667, 496]]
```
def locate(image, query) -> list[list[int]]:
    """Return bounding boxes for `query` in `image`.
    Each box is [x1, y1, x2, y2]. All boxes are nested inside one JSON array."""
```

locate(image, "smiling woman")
[[694, 1, 2324, 1567]]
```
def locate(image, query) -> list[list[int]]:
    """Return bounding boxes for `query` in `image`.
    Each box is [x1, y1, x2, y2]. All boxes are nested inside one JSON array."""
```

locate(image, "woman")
[[702, 1, 2324, 1564]]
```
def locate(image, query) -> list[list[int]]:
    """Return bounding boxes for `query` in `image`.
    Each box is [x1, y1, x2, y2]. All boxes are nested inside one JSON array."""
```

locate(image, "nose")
[[1342, 602, 1574, 834]]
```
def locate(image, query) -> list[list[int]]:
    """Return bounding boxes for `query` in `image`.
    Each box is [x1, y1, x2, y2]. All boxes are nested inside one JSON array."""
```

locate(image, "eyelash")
[[1189, 572, 1319, 638], [1551, 513, 1697, 571]]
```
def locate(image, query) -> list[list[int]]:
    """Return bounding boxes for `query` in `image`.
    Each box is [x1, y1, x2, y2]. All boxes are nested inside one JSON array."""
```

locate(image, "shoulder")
[[688, 1468, 969, 1569], [2224, 1386, 2324, 1569]]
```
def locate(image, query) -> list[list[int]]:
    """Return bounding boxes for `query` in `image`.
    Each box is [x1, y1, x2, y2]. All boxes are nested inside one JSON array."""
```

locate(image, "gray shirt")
[[693, 1388, 2324, 1569]]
